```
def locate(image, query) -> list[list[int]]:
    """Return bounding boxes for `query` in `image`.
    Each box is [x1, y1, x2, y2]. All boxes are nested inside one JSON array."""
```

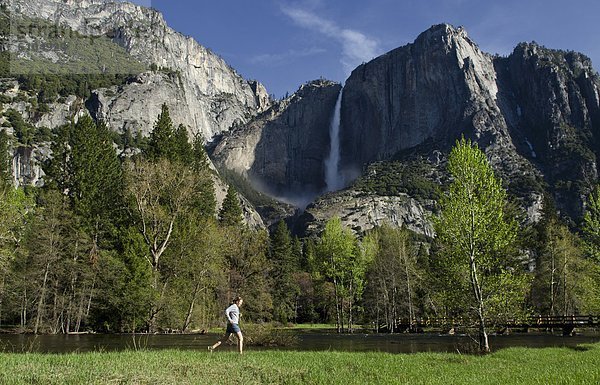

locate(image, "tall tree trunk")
[[404, 262, 414, 331], [0, 273, 5, 328], [182, 282, 201, 332], [392, 286, 397, 333], [348, 280, 353, 333], [20, 288, 27, 328], [469, 249, 489, 353], [550, 249, 556, 315], [333, 276, 341, 333], [34, 262, 51, 334], [563, 257, 568, 317], [468, 206, 489, 353], [75, 285, 87, 333], [86, 274, 96, 317]]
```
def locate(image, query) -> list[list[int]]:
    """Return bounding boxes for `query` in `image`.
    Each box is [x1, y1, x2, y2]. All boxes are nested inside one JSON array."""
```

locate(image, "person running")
[[208, 296, 244, 354]]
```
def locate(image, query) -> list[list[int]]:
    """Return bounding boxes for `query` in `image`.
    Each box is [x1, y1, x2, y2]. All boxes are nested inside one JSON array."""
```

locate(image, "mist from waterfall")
[[325, 88, 343, 192]]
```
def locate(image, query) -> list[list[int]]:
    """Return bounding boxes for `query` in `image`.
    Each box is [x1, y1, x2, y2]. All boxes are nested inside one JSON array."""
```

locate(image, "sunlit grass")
[[0, 343, 599, 384]]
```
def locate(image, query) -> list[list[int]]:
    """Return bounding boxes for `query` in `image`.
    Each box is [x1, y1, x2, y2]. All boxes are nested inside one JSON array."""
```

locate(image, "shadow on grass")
[[566, 345, 591, 352]]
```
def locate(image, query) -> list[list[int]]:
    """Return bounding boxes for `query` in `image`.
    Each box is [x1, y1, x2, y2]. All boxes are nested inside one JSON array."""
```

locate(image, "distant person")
[[208, 296, 244, 354]]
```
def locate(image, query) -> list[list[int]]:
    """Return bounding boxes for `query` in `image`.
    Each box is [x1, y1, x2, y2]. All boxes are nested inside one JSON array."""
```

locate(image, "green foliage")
[[145, 104, 176, 162], [363, 224, 422, 331], [554, 124, 595, 164], [433, 138, 525, 351], [191, 135, 211, 172], [24, 189, 96, 333], [582, 185, 600, 263], [354, 160, 441, 201], [162, 218, 226, 331], [314, 217, 372, 332], [145, 115, 195, 165], [92, 228, 155, 332], [4, 15, 146, 78], [44, 116, 124, 244], [15, 72, 136, 101], [0, 13, 141, 101], [219, 185, 243, 227], [125, 158, 219, 330], [72, 118, 124, 228], [172, 124, 193, 164], [269, 220, 300, 323], [216, 167, 280, 209], [0, 129, 11, 186], [0, 186, 33, 279], [531, 209, 600, 315], [221, 227, 273, 322], [3, 109, 35, 145]]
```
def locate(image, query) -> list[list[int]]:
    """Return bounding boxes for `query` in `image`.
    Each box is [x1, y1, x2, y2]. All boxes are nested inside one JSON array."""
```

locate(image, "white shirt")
[[225, 303, 240, 324]]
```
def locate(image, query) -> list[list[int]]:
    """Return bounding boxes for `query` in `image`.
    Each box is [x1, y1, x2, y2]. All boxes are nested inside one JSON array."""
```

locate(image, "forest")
[[0, 105, 599, 344]]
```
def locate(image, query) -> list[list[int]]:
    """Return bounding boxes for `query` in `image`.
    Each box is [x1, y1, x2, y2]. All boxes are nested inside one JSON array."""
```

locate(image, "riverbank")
[[1, 343, 599, 384]]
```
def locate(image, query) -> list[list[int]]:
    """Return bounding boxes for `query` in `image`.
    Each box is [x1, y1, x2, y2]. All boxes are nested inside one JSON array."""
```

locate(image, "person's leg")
[[210, 332, 231, 351], [236, 331, 244, 354]]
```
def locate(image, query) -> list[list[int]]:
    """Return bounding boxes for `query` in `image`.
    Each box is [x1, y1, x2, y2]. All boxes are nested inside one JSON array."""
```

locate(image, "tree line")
[[0, 111, 599, 350]]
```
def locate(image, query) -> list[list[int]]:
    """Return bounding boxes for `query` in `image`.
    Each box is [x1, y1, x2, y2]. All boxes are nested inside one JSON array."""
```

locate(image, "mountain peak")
[[413, 23, 474, 52]]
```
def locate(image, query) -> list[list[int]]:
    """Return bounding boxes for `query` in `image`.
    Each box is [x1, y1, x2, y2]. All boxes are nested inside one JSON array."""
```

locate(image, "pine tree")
[[219, 185, 243, 227], [270, 220, 299, 323], [145, 104, 175, 161], [172, 124, 193, 164], [69, 117, 124, 243], [191, 134, 211, 172]]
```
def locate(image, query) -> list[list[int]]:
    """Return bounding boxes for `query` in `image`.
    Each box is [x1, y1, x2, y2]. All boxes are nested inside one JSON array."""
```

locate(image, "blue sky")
[[138, 0, 600, 98]]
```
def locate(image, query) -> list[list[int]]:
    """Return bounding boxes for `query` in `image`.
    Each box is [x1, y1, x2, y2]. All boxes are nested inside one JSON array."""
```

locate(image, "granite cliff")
[[328, 24, 600, 227], [210, 80, 341, 206], [6, 0, 270, 139]]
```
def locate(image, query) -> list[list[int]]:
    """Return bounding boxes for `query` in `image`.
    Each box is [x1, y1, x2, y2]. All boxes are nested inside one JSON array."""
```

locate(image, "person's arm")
[[225, 305, 234, 323]]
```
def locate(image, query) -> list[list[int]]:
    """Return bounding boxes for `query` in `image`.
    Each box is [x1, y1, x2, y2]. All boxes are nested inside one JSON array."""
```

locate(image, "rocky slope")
[[503, 43, 600, 218], [6, 0, 270, 139], [298, 189, 434, 238]]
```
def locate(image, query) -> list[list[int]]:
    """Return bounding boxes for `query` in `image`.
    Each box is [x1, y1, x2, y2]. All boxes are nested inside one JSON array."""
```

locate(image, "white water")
[[325, 88, 343, 192]]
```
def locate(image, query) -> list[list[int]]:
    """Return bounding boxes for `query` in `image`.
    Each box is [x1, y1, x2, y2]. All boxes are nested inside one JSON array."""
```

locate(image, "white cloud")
[[281, 6, 379, 75], [249, 47, 327, 66]]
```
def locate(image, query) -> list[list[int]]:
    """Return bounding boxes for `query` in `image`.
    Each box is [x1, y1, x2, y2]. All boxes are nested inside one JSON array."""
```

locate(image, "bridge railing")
[[387, 315, 600, 329]]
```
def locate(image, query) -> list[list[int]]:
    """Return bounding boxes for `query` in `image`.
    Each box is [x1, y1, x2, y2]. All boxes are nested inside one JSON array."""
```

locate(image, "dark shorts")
[[226, 323, 241, 333]]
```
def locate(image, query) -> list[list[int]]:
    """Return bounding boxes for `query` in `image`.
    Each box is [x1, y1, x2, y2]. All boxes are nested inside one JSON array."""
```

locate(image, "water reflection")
[[0, 331, 599, 354]]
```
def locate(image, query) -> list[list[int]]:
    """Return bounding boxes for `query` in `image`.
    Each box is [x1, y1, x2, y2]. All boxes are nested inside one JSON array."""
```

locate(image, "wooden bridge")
[[381, 315, 600, 336]]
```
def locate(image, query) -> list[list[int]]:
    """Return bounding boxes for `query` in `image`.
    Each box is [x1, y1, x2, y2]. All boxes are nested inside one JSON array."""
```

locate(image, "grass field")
[[0, 343, 599, 384]]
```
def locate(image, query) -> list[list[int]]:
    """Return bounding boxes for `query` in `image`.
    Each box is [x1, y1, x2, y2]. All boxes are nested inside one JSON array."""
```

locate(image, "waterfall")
[[325, 88, 343, 192]]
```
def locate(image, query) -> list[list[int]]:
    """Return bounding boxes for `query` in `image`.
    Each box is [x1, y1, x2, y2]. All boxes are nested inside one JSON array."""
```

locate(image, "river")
[[1, 330, 599, 354]]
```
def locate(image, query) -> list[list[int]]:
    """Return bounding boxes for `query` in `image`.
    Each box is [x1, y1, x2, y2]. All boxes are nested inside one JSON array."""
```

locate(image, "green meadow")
[[1, 343, 599, 384]]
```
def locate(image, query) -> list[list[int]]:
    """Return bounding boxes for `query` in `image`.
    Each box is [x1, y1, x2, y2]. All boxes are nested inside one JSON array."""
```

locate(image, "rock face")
[[211, 80, 342, 205], [341, 25, 496, 169], [86, 72, 191, 137], [8, 0, 271, 139], [503, 43, 600, 218], [340, 23, 600, 220], [298, 189, 434, 238]]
